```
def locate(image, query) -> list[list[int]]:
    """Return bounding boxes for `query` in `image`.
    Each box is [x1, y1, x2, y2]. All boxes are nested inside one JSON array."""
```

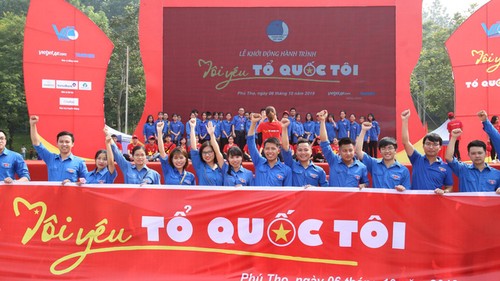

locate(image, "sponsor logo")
[[52, 24, 79, 41], [56, 80, 78, 90], [78, 81, 92, 91], [482, 21, 500, 38], [267, 20, 289, 43], [75, 53, 95, 59], [59, 98, 79, 106], [38, 50, 68, 57], [42, 79, 56, 89]]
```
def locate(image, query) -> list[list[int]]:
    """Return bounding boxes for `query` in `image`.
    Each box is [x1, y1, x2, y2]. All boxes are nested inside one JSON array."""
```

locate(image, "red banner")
[[23, 0, 113, 159], [446, 0, 500, 159], [0, 184, 499, 280]]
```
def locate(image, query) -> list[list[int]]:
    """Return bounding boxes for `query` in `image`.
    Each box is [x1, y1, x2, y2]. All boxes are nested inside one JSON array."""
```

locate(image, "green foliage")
[[0, 0, 29, 15], [0, 12, 28, 148], [73, 0, 144, 132], [411, 0, 478, 129]]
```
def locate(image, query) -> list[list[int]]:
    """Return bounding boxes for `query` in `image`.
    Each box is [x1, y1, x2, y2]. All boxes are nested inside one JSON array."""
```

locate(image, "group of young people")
[[0, 108, 498, 194], [139, 107, 382, 163]]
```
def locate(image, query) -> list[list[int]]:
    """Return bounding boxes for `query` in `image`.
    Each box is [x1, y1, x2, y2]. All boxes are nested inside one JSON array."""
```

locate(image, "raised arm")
[[317, 110, 328, 142], [478, 110, 500, 152], [156, 121, 167, 159], [104, 127, 116, 175], [401, 109, 415, 157], [446, 128, 461, 163], [247, 113, 262, 137], [207, 121, 224, 168], [356, 122, 372, 161], [189, 118, 198, 151], [29, 115, 41, 146], [281, 118, 291, 151]]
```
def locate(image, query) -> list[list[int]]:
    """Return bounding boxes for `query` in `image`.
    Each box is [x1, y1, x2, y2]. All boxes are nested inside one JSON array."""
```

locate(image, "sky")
[[422, 0, 490, 15]]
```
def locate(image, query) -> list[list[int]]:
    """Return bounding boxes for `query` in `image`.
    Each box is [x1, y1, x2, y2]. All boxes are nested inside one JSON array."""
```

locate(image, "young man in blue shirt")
[[401, 109, 453, 194], [355, 122, 410, 190], [318, 110, 368, 188], [30, 115, 88, 183], [247, 113, 292, 186], [0, 130, 30, 183], [478, 110, 500, 157], [446, 128, 500, 193], [281, 118, 328, 187]]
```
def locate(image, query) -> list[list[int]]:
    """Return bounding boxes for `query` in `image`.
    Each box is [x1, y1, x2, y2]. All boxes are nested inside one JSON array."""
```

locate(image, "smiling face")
[[172, 153, 187, 170], [379, 145, 396, 162], [228, 154, 243, 169], [295, 142, 312, 163], [57, 135, 74, 155], [201, 145, 215, 164], [263, 142, 280, 162], [95, 152, 108, 170]]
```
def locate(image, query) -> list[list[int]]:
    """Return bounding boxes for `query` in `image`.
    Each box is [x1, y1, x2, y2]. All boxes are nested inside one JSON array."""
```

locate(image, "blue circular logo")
[[267, 20, 289, 43]]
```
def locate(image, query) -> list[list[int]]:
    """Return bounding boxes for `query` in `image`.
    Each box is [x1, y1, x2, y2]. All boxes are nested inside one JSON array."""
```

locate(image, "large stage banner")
[[163, 7, 396, 136], [137, 0, 427, 146], [23, 0, 113, 159], [0, 184, 499, 280], [446, 0, 500, 158]]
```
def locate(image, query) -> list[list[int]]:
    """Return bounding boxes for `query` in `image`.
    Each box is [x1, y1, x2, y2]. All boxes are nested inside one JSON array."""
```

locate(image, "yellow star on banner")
[[272, 223, 291, 242], [34, 209, 39, 215]]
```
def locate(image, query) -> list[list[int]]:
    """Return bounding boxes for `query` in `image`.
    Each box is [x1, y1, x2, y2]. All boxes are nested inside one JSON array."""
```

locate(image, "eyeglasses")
[[202, 150, 214, 155], [424, 142, 440, 147]]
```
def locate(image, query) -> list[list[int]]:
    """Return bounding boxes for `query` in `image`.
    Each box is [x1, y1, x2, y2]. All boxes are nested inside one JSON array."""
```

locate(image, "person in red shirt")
[[223, 136, 237, 157], [311, 137, 325, 162], [144, 136, 159, 161], [162, 134, 177, 155], [127, 135, 141, 161], [330, 138, 339, 154], [243, 142, 260, 162], [446, 112, 463, 161], [256, 106, 282, 143], [111, 134, 123, 151]]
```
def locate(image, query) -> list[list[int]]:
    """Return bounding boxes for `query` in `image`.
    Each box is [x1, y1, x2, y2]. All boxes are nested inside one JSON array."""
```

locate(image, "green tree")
[[0, 12, 28, 148], [103, 1, 145, 133], [70, 0, 145, 132], [0, 0, 29, 15], [411, 0, 478, 129]]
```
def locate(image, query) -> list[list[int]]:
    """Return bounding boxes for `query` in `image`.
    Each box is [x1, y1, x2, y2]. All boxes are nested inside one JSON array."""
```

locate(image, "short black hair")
[[423, 133, 442, 146], [378, 137, 397, 150], [263, 137, 281, 149], [297, 139, 311, 146], [467, 140, 486, 152], [57, 131, 74, 143], [338, 137, 353, 147]]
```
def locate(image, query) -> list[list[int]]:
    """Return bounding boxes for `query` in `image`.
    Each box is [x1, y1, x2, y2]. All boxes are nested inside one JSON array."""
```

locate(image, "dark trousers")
[[368, 141, 378, 158], [235, 130, 246, 150]]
